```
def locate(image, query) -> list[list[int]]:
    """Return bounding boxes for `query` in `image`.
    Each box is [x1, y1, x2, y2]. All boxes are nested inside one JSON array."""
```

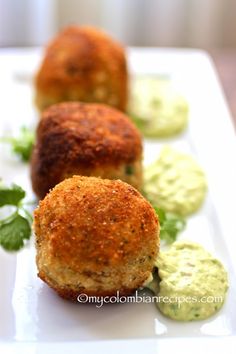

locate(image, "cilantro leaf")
[[1, 126, 35, 162], [0, 184, 25, 207], [0, 183, 33, 252], [11, 127, 35, 161], [154, 207, 186, 243], [0, 213, 31, 251], [129, 114, 147, 131], [153, 207, 166, 224]]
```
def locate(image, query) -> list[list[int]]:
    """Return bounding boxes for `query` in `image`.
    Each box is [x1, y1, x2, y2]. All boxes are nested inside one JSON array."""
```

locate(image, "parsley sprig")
[[153, 207, 186, 243], [0, 126, 35, 162], [0, 184, 32, 251]]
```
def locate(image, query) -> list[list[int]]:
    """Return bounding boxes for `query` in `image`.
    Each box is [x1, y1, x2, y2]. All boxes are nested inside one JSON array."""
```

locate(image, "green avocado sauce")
[[128, 76, 188, 138], [144, 146, 207, 216], [152, 241, 228, 321]]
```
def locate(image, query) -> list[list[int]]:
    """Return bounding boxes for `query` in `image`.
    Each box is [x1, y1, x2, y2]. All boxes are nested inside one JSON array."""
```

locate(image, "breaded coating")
[[31, 102, 143, 199], [34, 176, 159, 301], [35, 26, 128, 111]]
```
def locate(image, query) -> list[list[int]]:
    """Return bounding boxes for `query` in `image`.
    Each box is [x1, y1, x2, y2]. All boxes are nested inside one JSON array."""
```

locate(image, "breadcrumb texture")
[[34, 176, 159, 301], [31, 102, 143, 199], [35, 26, 128, 111]]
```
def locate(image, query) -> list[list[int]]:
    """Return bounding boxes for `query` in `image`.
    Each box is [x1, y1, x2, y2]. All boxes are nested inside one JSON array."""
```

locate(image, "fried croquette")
[[31, 102, 143, 199], [34, 176, 159, 301], [35, 26, 128, 111]]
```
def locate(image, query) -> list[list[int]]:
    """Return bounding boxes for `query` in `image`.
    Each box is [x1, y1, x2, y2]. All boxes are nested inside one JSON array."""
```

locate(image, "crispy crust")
[[31, 102, 142, 199], [34, 176, 159, 300], [35, 26, 127, 111]]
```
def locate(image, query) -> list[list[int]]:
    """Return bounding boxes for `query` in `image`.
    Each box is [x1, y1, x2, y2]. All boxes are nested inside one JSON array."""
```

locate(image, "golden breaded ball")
[[31, 102, 143, 199], [35, 26, 128, 111], [34, 176, 159, 301]]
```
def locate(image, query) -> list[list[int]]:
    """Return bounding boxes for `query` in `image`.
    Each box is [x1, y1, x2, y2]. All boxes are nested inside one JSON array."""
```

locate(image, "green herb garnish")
[[125, 165, 134, 175], [0, 184, 32, 251], [129, 114, 147, 131], [0, 126, 35, 162], [154, 207, 186, 243]]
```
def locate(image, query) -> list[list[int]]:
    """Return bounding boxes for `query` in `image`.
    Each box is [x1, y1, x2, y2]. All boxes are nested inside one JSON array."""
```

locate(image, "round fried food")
[[35, 26, 127, 111], [31, 102, 143, 199], [34, 176, 159, 301]]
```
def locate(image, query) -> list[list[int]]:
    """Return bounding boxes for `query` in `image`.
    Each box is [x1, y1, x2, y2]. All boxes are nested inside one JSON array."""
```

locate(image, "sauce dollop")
[[144, 146, 207, 216], [128, 76, 188, 137], [154, 241, 228, 321]]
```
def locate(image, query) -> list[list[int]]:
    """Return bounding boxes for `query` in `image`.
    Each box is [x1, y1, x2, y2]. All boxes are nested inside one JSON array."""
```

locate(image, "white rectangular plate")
[[0, 48, 236, 354]]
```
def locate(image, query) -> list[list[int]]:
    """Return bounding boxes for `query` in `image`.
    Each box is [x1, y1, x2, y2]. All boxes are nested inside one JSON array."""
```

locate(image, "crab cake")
[[34, 176, 159, 301], [35, 26, 128, 111], [31, 102, 143, 199]]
